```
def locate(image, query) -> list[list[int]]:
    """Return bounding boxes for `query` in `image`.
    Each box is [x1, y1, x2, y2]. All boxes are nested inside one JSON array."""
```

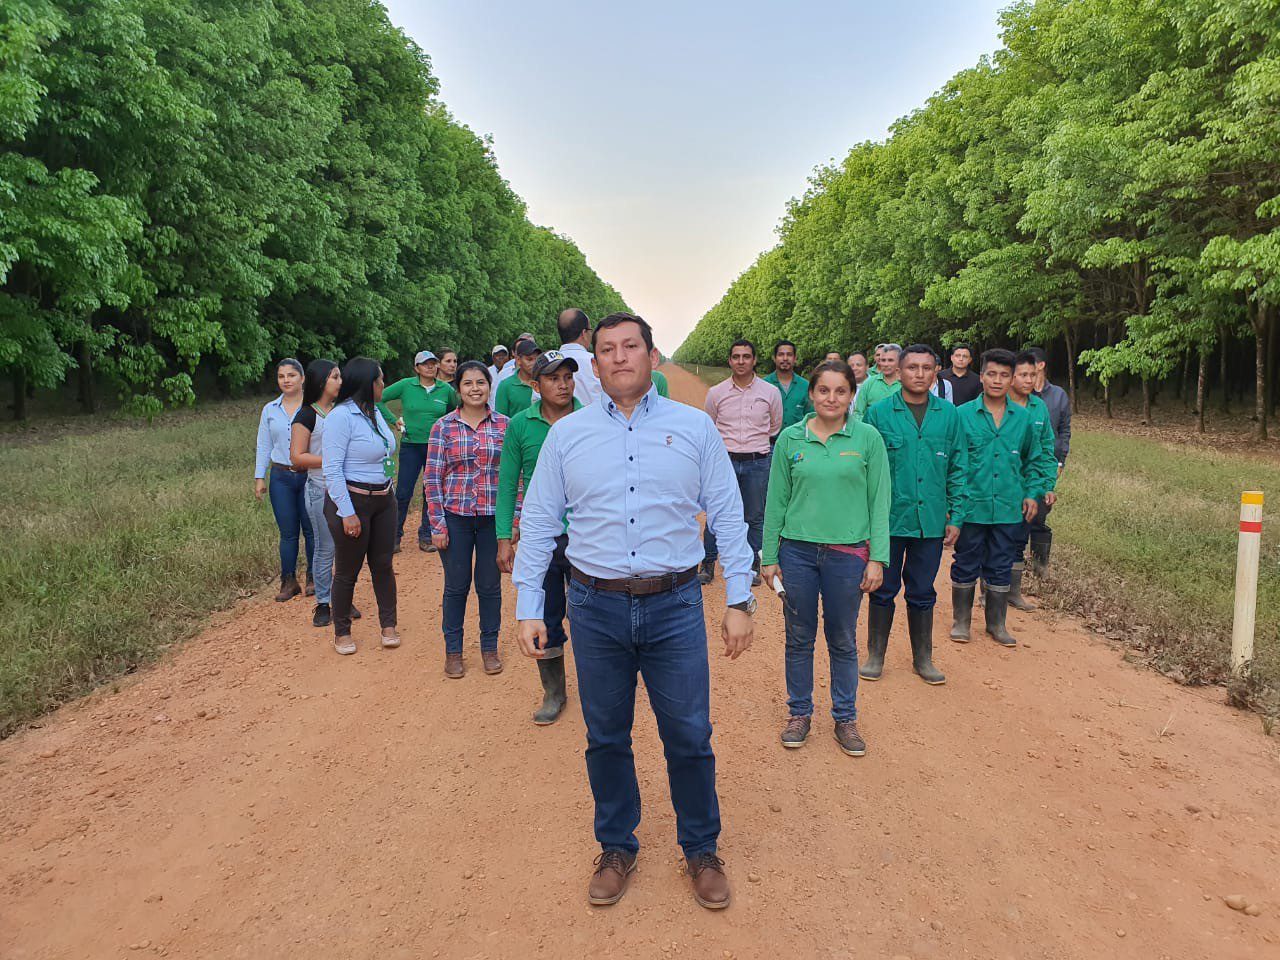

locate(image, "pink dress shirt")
[[704, 375, 783, 454]]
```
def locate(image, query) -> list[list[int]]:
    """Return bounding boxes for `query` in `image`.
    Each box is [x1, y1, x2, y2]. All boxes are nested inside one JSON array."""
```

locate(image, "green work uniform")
[[763, 371, 812, 429], [852, 371, 902, 421], [955, 397, 1056, 524], [376, 377, 458, 444], [762, 413, 892, 566], [651, 370, 670, 398], [496, 398, 583, 539], [494, 374, 537, 418], [1012, 394, 1058, 493], [864, 391, 968, 537]]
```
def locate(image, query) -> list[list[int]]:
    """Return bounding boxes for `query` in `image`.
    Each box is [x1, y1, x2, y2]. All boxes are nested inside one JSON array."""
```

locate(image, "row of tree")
[[674, 0, 1280, 435], [1, 0, 627, 418]]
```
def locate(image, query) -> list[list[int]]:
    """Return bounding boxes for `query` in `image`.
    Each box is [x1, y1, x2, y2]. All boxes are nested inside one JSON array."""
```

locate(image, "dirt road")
[[3, 363, 1278, 960]]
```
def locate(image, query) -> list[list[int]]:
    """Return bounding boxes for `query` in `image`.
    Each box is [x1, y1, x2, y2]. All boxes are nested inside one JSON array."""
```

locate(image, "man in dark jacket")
[[1027, 346, 1070, 574]]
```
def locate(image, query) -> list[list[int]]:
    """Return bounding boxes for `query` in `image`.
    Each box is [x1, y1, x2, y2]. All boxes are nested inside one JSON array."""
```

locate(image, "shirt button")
[[628, 456, 633, 461], [630, 486, 635, 492], [630, 518, 635, 524], [631, 551, 636, 556]]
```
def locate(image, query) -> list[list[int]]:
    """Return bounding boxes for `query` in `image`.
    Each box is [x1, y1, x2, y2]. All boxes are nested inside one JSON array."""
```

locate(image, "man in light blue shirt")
[[513, 312, 755, 912]]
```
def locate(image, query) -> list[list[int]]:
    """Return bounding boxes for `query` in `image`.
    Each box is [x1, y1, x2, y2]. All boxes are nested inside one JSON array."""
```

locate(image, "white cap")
[[492, 344, 509, 355], [414, 350, 437, 365]]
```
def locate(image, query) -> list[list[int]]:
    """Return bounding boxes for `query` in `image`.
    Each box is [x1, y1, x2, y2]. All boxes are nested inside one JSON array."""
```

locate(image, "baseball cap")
[[414, 350, 437, 365], [515, 339, 541, 357], [516, 331, 536, 343], [532, 349, 579, 379], [491, 344, 509, 356]]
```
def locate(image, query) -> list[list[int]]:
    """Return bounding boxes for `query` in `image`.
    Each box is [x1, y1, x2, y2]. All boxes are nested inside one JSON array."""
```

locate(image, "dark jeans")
[[951, 522, 1023, 587], [324, 490, 397, 637], [778, 539, 864, 722], [543, 535, 571, 651], [566, 575, 718, 858], [871, 536, 945, 610], [703, 455, 769, 563], [395, 441, 430, 545], [440, 511, 501, 654], [269, 467, 314, 578]]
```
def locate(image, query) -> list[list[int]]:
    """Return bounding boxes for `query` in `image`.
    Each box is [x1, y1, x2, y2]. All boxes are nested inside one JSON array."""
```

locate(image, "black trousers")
[[324, 490, 398, 637]]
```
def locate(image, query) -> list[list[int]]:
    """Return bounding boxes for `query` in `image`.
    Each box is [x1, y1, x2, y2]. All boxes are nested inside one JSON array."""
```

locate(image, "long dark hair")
[[302, 359, 338, 406], [336, 357, 383, 420]]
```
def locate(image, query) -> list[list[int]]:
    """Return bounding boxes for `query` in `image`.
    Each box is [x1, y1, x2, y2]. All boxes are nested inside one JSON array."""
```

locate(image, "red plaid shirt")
[[424, 409, 508, 536]]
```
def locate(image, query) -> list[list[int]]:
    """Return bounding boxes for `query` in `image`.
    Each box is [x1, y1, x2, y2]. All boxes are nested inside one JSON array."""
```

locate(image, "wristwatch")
[[728, 596, 757, 615]]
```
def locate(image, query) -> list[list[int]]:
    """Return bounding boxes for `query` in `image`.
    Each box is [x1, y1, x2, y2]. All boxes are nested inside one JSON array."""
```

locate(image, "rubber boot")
[[1007, 562, 1037, 611], [1028, 529, 1052, 576], [907, 606, 945, 685], [949, 582, 976, 642], [859, 603, 893, 680], [984, 584, 1018, 647], [533, 653, 568, 726]]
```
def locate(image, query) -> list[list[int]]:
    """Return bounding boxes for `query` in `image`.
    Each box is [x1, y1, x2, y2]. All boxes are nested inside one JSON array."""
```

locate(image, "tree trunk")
[[1270, 306, 1279, 415], [1105, 381, 1113, 419], [1196, 348, 1207, 434], [1141, 378, 1152, 425], [1220, 334, 1230, 414], [12, 368, 28, 421], [1182, 350, 1193, 409], [1064, 327, 1078, 413], [1255, 302, 1269, 441], [77, 340, 97, 415], [1176, 351, 1187, 402]]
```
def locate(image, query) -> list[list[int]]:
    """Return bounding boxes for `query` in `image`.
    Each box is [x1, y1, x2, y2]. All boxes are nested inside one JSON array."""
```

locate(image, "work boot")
[[482, 650, 503, 675], [305, 573, 315, 597], [949, 582, 976, 642], [698, 558, 715, 586], [833, 719, 867, 757], [275, 574, 301, 602], [1029, 529, 1052, 576], [1008, 562, 1037, 611], [751, 557, 762, 587], [444, 652, 464, 679], [393, 538, 402, 555], [533, 654, 568, 725], [907, 606, 945, 685], [984, 585, 1018, 647], [780, 714, 811, 748], [588, 850, 637, 906], [312, 603, 332, 628], [859, 603, 893, 680], [420, 539, 436, 553], [686, 852, 731, 910]]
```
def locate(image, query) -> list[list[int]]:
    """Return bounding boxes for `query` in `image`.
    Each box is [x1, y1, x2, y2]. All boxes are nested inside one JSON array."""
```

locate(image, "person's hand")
[[432, 530, 449, 551], [721, 608, 753, 660], [760, 564, 781, 590], [254, 479, 267, 502], [860, 560, 884, 594], [943, 525, 960, 548], [517, 619, 548, 659], [497, 539, 515, 574], [396, 418, 406, 434], [1022, 498, 1039, 522], [512, 524, 521, 546], [1043, 491, 1057, 508], [342, 514, 361, 538]]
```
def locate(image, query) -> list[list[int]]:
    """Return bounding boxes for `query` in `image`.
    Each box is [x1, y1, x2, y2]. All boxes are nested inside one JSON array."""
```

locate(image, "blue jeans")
[[440, 511, 501, 654], [543, 535, 571, 651], [779, 539, 864, 722], [703, 455, 769, 562], [395, 442, 431, 545], [566, 576, 718, 858], [268, 467, 314, 578], [304, 478, 334, 603], [871, 536, 945, 610], [951, 523, 1023, 587]]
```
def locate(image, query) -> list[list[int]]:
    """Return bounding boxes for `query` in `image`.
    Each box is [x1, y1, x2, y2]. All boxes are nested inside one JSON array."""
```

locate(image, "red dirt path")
[[2, 363, 1278, 960]]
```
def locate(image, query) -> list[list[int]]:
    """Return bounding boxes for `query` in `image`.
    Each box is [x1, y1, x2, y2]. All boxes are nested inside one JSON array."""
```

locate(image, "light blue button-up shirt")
[[254, 395, 301, 479], [322, 400, 398, 517], [512, 385, 753, 619]]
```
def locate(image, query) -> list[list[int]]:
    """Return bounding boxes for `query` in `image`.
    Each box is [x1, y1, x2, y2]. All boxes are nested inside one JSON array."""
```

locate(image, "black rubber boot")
[[984, 585, 1018, 647], [533, 654, 568, 726], [949, 582, 976, 642], [1029, 529, 1052, 576], [859, 603, 894, 680], [907, 606, 945, 685], [1008, 562, 1037, 611]]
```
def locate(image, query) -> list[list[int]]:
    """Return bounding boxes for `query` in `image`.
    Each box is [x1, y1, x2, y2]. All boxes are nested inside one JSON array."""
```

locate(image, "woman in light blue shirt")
[[254, 359, 315, 602], [322, 358, 401, 656]]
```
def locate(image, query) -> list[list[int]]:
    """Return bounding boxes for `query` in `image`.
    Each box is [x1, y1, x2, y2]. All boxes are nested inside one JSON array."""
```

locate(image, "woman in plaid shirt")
[[425, 360, 510, 679]]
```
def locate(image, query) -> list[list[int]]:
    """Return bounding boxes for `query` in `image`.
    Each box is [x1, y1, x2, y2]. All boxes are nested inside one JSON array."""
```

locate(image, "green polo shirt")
[[762, 414, 891, 566], [955, 396, 1056, 525], [763, 371, 812, 428], [865, 391, 968, 537], [494, 374, 537, 418], [496, 398, 583, 539], [852, 372, 902, 421], [1012, 393, 1058, 494], [376, 377, 458, 444], [651, 370, 669, 397]]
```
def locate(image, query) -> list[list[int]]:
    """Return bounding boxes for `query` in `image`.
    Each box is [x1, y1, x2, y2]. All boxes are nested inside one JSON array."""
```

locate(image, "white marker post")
[[1231, 491, 1264, 677]]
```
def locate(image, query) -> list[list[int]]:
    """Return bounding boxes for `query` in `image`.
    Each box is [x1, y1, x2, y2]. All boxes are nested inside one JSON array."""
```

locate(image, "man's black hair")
[[1014, 349, 1039, 369], [592, 312, 655, 351], [901, 343, 938, 364], [951, 343, 972, 355], [729, 338, 757, 358], [773, 339, 797, 356], [980, 348, 1017, 373], [1025, 345, 1047, 364]]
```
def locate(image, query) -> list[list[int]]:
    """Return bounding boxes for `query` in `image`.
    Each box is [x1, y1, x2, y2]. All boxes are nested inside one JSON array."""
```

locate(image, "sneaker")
[[781, 715, 811, 748], [698, 559, 715, 586], [833, 720, 867, 757], [312, 603, 332, 628]]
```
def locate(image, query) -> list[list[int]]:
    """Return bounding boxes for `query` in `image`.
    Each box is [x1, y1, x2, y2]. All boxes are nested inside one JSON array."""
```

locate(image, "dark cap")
[[515, 339, 541, 357], [532, 349, 579, 379]]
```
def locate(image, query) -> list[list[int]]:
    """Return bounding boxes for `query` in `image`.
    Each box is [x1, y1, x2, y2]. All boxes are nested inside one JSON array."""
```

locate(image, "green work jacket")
[[955, 396, 1056, 524], [853, 372, 901, 421], [376, 378, 458, 445], [763, 371, 812, 429]]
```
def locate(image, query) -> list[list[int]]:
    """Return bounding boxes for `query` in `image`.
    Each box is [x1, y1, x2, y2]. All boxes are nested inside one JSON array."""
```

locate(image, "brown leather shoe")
[[444, 652, 464, 679], [304, 573, 315, 597], [275, 575, 301, 602], [687, 852, 730, 909], [588, 850, 637, 906], [482, 650, 503, 675]]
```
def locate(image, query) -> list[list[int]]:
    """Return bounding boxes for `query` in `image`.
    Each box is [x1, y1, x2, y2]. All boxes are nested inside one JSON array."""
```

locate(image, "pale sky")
[[383, 1, 1008, 353]]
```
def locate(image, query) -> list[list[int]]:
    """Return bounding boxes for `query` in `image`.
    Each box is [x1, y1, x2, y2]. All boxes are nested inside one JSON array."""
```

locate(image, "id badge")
[[382, 456, 396, 478]]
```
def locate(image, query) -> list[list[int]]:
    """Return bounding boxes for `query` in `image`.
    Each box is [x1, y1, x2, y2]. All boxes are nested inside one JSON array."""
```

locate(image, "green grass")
[[675, 362, 730, 388]]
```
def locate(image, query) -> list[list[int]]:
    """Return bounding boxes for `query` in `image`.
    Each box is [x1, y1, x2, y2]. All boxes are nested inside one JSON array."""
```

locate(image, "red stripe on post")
[[1241, 520, 1263, 534]]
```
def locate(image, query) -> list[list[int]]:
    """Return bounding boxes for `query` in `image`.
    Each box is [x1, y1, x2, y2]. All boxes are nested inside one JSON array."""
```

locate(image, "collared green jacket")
[[763, 371, 812, 429], [852, 371, 901, 421], [496, 398, 582, 539], [1015, 394, 1058, 494], [955, 396, 1056, 524]]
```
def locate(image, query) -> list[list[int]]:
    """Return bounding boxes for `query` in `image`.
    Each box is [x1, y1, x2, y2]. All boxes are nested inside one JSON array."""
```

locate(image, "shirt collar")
[[603, 383, 658, 422], [529, 397, 583, 424], [728, 375, 758, 392], [801, 411, 854, 440]]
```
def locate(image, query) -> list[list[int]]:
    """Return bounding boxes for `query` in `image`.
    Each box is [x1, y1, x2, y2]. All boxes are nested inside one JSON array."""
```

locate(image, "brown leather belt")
[[570, 565, 699, 596], [271, 460, 306, 474]]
